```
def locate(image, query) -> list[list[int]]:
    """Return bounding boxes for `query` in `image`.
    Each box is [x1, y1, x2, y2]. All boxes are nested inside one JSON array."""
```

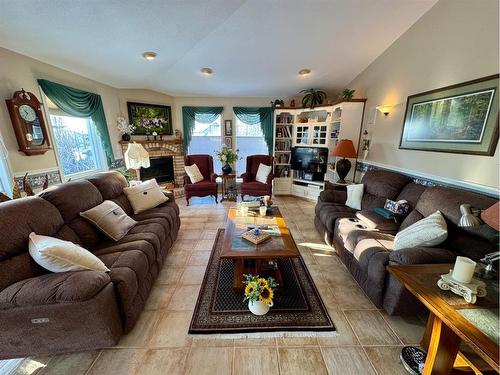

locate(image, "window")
[[235, 118, 268, 174], [188, 115, 222, 172], [0, 137, 10, 194], [48, 112, 105, 178]]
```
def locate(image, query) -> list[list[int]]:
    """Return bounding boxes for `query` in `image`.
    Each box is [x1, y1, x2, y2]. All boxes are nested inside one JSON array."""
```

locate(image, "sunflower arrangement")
[[242, 274, 277, 306]]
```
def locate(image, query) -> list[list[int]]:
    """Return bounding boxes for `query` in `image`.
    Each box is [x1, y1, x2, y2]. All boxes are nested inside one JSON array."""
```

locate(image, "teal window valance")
[[38, 79, 114, 166], [182, 106, 224, 151], [233, 107, 273, 155]]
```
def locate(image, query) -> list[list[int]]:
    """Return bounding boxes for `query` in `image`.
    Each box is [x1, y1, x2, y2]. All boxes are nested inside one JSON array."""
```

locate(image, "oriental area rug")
[[189, 229, 335, 338]]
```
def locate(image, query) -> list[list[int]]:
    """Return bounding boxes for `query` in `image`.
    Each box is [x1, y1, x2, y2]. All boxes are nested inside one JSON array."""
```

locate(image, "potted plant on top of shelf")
[[300, 88, 327, 108], [340, 88, 356, 101]]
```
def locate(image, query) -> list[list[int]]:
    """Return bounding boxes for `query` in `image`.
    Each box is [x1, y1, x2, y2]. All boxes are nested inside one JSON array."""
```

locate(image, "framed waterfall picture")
[[127, 102, 173, 135], [399, 74, 499, 156]]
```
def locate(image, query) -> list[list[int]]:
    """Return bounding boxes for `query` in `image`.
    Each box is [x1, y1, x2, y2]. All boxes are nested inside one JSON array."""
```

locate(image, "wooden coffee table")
[[388, 264, 499, 375], [220, 206, 300, 292]]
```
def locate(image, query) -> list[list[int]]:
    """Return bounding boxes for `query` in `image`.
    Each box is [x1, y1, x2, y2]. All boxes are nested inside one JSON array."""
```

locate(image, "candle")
[[452, 256, 476, 284]]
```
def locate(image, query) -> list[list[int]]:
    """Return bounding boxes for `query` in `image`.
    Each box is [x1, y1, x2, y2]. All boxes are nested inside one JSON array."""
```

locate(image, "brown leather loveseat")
[[0, 171, 180, 359]]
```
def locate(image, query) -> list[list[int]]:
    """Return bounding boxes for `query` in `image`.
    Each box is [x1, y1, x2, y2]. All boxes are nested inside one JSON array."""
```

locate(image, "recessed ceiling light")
[[298, 69, 311, 76], [142, 52, 157, 61], [200, 67, 213, 76]]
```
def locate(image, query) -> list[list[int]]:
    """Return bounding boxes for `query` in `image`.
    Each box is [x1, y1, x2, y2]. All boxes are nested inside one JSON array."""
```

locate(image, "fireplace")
[[120, 139, 184, 186], [140, 156, 174, 183]]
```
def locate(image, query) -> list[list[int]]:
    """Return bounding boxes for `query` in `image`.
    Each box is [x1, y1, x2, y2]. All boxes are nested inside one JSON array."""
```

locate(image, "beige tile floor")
[[2, 196, 427, 375]]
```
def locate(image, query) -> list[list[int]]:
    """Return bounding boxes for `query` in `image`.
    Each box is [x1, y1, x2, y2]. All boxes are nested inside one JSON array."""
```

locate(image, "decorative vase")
[[248, 300, 273, 315], [121, 133, 131, 141], [222, 163, 232, 175]]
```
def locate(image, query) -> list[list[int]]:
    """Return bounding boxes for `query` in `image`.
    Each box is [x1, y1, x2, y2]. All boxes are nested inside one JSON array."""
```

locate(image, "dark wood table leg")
[[233, 259, 245, 292], [422, 313, 462, 375]]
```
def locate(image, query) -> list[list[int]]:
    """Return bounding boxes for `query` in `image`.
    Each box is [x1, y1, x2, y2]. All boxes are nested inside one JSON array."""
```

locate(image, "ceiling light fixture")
[[298, 69, 311, 76], [142, 52, 157, 61], [200, 67, 213, 76]]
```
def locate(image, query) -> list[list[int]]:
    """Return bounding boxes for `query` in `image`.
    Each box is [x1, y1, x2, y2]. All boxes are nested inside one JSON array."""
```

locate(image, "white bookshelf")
[[272, 101, 365, 199]]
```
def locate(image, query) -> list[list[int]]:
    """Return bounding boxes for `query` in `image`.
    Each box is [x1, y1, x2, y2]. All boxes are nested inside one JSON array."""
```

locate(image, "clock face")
[[19, 104, 37, 122]]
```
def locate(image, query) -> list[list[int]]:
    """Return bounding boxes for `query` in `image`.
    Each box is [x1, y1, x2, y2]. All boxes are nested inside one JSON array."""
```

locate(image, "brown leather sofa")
[[315, 169, 498, 315], [0, 171, 180, 359]]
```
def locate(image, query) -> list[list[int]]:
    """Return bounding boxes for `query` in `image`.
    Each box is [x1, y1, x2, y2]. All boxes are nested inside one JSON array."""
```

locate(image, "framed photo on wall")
[[399, 74, 499, 156], [127, 102, 173, 135], [224, 120, 232, 136], [224, 136, 232, 148]]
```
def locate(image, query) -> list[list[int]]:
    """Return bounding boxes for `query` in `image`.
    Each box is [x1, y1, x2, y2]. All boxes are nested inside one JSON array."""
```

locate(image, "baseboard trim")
[[357, 160, 499, 197]]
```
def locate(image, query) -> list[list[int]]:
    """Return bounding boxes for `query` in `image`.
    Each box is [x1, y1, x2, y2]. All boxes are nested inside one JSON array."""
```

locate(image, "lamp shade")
[[481, 201, 499, 231], [331, 139, 357, 158], [124, 142, 150, 169]]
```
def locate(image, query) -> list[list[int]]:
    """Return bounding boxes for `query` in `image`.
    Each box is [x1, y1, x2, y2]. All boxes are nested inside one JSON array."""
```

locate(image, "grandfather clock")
[[5, 89, 51, 155]]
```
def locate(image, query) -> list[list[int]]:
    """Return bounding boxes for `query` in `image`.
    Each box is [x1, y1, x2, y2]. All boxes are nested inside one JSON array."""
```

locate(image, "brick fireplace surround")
[[119, 139, 184, 187]]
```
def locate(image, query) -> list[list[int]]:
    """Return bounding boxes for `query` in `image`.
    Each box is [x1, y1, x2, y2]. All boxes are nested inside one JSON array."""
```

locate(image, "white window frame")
[[234, 116, 268, 175], [188, 114, 223, 171], [39, 89, 106, 181], [0, 137, 12, 195]]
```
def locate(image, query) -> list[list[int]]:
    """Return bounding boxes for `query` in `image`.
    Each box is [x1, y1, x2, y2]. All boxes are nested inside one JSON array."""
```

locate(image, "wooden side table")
[[220, 174, 237, 202], [387, 264, 499, 375]]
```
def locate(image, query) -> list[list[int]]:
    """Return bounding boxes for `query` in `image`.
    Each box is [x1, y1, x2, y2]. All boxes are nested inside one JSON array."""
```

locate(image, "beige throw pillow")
[[80, 200, 136, 241], [394, 211, 448, 250], [29, 232, 109, 273], [256, 163, 272, 184], [184, 164, 204, 184], [345, 184, 364, 210], [123, 178, 168, 214]]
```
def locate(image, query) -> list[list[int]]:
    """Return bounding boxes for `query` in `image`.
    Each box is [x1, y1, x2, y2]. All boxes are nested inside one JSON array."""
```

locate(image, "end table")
[[220, 174, 237, 202]]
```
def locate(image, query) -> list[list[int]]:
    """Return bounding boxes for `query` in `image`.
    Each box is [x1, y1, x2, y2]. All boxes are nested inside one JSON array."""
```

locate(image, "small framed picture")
[[224, 120, 232, 136], [224, 136, 232, 148]]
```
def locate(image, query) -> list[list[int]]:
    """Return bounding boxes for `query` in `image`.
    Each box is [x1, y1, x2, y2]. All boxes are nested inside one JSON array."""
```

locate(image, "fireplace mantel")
[[119, 139, 184, 187]]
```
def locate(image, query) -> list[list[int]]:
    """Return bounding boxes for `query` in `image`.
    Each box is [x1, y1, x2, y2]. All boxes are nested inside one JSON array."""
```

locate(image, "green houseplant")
[[340, 88, 356, 101], [300, 89, 327, 108]]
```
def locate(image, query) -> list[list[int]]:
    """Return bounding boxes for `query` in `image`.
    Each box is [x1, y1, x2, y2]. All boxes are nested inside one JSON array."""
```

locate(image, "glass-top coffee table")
[[220, 206, 300, 292]]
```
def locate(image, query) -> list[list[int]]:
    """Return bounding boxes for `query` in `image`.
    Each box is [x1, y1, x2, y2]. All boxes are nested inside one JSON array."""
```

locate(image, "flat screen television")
[[291, 146, 329, 179]]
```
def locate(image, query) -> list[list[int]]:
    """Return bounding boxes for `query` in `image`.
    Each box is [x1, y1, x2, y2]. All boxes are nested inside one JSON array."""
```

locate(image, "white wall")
[[348, 0, 499, 191], [0, 47, 174, 176]]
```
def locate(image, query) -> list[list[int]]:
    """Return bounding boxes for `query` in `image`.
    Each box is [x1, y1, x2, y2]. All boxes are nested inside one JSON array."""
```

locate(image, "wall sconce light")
[[376, 105, 392, 116]]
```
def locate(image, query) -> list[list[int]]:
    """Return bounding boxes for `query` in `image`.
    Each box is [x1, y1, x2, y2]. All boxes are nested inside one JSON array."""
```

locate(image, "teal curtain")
[[233, 107, 273, 154], [182, 106, 224, 152], [38, 79, 114, 166]]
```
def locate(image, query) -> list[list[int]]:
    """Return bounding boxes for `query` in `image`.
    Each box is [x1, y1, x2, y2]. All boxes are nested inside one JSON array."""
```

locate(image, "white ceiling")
[[0, 0, 437, 97]]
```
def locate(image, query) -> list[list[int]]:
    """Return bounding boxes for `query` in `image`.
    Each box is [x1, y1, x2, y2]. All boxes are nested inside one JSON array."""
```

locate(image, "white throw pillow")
[[394, 211, 448, 250], [123, 178, 168, 214], [29, 232, 109, 273], [255, 163, 272, 184], [345, 184, 364, 210], [184, 163, 204, 184]]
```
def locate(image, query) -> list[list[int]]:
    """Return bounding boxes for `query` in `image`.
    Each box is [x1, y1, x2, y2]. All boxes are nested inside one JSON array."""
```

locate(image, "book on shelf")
[[275, 139, 291, 151], [275, 125, 292, 138]]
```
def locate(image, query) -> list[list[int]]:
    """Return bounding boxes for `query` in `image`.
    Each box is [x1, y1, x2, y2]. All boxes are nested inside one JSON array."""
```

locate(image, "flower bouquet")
[[243, 274, 277, 315], [215, 147, 240, 175], [116, 116, 135, 141]]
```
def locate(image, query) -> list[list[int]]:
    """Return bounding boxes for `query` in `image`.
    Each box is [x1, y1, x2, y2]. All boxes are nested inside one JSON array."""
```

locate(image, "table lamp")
[[331, 139, 357, 184], [124, 142, 150, 181]]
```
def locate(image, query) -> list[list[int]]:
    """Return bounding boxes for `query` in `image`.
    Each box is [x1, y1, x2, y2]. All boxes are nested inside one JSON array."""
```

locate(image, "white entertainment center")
[[272, 100, 365, 200]]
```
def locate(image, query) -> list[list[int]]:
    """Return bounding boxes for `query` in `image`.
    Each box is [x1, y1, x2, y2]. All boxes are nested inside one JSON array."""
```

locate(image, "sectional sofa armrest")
[[183, 174, 191, 186], [319, 189, 347, 204], [388, 247, 457, 266], [163, 191, 175, 202]]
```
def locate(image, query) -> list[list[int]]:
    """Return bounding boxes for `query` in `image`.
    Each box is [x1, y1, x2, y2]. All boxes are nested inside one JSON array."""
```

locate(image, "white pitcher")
[[248, 300, 273, 315]]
